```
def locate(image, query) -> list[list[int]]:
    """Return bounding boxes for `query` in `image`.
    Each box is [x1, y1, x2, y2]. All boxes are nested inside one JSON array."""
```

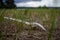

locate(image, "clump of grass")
[[13, 9, 28, 33], [48, 10, 56, 40], [0, 9, 4, 23], [0, 9, 6, 40]]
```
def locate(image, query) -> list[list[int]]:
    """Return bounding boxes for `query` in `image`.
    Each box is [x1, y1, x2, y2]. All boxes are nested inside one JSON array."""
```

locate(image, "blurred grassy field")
[[1, 8, 60, 22], [0, 8, 60, 40], [1, 8, 60, 28]]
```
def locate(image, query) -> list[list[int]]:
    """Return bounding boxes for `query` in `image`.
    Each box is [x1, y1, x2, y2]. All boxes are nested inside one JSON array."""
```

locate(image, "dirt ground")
[[0, 9, 60, 40], [1, 17, 60, 40]]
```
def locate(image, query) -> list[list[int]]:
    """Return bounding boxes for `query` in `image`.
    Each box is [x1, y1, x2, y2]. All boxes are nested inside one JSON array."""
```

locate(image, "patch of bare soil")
[[1, 21, 60, 40]]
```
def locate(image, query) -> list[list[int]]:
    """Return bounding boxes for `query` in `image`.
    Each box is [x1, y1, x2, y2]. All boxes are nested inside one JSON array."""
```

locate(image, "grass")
[[0, 8, 60, 40], [48, 10, 56, 40], [0, 9, 5, 40]]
